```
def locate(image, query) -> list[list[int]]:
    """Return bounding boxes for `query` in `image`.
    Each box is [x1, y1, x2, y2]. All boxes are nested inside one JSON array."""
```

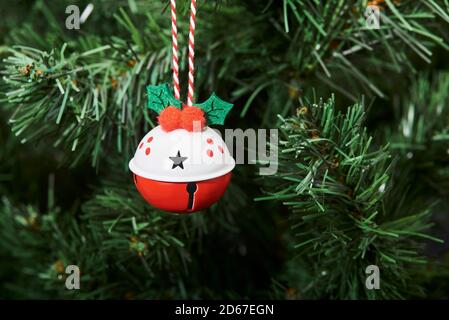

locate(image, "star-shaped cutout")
[[169, 151, 188, 169]]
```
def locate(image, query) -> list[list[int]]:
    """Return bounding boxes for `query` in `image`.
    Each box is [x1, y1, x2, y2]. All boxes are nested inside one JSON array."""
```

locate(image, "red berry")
[[158, 106, 182, 132], [180, 106, 206, 132]]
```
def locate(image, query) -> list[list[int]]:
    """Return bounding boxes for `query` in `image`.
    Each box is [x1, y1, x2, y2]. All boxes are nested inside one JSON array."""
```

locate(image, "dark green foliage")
[[1, 0, 449, 299], [258, 97, 442, 298], [390, 72, 449, 196]]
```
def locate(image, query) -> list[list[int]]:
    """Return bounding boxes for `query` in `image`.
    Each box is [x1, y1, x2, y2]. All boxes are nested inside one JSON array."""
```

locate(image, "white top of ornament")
[[129, 125, 235, 182]]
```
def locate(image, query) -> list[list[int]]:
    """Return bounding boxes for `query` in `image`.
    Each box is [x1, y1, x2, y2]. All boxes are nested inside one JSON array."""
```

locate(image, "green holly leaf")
[[195, 93, 234, 125], [146, 83, 182, 114]]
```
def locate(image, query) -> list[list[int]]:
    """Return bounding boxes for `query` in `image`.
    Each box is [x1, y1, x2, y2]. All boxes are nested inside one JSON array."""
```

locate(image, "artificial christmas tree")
[[1, 0, 449, 300]]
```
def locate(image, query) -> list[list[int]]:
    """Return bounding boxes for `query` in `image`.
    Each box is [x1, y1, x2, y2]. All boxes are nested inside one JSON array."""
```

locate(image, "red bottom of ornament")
[[133, 173, 232, 213]]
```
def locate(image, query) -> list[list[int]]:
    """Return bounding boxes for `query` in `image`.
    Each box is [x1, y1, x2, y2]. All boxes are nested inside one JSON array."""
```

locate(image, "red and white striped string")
[[170, 0, 180, 100], [170, 0, 197, 107], [187, 0, 197, 107]]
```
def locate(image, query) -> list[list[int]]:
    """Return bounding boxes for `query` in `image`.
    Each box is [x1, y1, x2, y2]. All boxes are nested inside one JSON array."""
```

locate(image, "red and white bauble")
[[129, 124, 235, 213], [130, 0, 236, 213]]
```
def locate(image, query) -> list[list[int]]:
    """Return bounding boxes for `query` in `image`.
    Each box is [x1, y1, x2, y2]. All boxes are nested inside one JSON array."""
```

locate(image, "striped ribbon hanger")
[[170, 0, 197, 107]]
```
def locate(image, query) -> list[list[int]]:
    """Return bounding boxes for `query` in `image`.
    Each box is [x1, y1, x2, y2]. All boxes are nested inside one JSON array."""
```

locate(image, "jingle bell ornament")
[[129, 84, 235, 213]]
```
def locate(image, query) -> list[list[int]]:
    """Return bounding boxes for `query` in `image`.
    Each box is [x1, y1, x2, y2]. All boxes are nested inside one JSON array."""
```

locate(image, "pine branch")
[[257, 96, 441, 299], [389, 71, 449, 196], [0, 196, 117, 298]]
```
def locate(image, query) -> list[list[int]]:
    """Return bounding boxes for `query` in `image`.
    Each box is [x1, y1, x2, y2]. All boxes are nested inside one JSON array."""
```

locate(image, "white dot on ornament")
[[321, 270, 327, 276], [406, 152, 413, 159]]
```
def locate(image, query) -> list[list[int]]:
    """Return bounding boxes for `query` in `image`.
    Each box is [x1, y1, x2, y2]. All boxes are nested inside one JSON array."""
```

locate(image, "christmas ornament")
[[128, 0, 235, 213]]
